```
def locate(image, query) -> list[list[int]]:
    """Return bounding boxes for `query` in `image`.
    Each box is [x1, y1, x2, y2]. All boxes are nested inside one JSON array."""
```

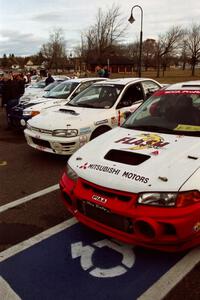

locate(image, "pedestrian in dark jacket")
[[45, 72, 54, 86], [1, 74, 22, 128]]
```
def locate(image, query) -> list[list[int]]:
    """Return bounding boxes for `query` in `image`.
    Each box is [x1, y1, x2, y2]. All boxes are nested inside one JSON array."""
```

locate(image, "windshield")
[[43, 81, 79, 99], [44, 81, 59, 91], [123, 90, 200, 136], [67, 84, 124, 108], [30, 80, 46, 88]]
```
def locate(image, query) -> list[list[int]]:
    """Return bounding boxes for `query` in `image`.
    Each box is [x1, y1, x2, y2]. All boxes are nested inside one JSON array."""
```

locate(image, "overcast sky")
[[0, 0, 200, 57]]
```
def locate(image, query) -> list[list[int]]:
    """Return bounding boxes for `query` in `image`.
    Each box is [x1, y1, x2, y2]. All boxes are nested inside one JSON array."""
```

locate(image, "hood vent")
[[59, 109, 79, 115], [104, 149, 150, 165]]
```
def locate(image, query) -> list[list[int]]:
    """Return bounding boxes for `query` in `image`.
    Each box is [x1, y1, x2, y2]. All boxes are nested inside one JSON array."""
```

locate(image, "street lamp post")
[[128, 5, 143, 77]]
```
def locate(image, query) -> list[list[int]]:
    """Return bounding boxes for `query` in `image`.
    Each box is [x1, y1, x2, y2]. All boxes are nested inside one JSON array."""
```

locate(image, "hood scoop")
[[59, 108, 79, 116], [104, 149, 150, 166]]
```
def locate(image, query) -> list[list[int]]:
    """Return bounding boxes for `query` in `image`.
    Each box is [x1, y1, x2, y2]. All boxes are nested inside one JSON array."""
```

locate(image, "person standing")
[[103, 66, 110, 78], [45, 72, 55, 86], [1, 74, 21, 128]]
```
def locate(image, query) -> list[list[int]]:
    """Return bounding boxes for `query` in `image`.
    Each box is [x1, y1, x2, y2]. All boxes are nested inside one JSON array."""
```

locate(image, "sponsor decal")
[[122, 171, 149, 183], [78, 162, 149, 184], [111, 116, 117, 125], [151, 150, 159, 155], [115, 133, 169, 150], [95, 119, 108, 126], [80, 127, 91, 134], [154, 90, 200, 96], [79, 162, 88, 169], [84, 200, 110, 213], [175, 124, 200, 131], [165, 90, 200, 95], [92, 195, 108, 203]]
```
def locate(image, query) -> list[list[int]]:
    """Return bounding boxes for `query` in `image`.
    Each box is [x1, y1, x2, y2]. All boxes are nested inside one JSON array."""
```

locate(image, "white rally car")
[[60, 80, 200, 252], [24, 78, 162, 155], [17, 77, 105, 128]]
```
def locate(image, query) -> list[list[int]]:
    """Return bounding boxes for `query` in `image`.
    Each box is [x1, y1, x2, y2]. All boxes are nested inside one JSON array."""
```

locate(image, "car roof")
[[165, 80, 200, 91], [61, 77, 107, 84], [92, 77, 160, 86]]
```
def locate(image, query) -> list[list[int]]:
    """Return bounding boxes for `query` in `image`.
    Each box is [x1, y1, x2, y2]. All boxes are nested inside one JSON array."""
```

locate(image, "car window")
[[31, 81, 46, 88], [44, 82, 78, 99], [142, 80, 161, 99], [117, 83, 144, 109], [68, 84, 124, 108], [73, 82, 92, 95], [123, 91, 200, 136]]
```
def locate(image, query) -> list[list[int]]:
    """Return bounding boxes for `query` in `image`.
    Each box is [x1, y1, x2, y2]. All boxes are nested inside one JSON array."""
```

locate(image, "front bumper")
[[24, 128, 82, 155], [59, 172, 200, 252], [10, 106, 30, 129]]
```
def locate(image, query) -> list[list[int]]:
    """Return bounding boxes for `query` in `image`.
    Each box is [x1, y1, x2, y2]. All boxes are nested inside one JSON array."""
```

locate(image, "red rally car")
[[60, 81, 200, 252]]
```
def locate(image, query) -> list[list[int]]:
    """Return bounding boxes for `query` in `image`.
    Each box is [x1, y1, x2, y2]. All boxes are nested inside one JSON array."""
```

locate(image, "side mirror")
[[124, 111, 132, 119]]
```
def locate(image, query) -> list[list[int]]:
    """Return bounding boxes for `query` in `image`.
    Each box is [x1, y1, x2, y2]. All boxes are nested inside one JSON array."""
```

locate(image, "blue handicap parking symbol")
[[0, 222, 185, 300]]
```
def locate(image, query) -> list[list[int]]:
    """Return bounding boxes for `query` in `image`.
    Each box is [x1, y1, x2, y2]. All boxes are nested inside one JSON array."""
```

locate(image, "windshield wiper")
[[77, 103, 95, 108]]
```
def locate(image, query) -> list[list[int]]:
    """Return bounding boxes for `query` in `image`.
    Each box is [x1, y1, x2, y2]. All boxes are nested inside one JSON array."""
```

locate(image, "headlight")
[[52, 129, 78, 137], [137, 192, 177, 207], [66, 164, 78, 182], [137, 191, 200, 207], [23, 111, 40, 117], [23, 111, 32, 116]]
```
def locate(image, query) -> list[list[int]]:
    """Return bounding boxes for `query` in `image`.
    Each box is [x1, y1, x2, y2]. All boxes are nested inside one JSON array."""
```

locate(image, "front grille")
[[82, 182, 132, 202], [32, 137, 50, 148], [77, 199, 133, 233]]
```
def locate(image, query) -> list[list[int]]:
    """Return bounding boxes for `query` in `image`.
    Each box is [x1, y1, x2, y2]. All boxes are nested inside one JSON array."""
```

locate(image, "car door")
[[115, 83, 144, 125]]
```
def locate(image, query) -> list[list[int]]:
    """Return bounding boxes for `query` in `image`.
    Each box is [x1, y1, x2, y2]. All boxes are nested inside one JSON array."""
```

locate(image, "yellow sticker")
[[175, 124, 200, 131], [0, 161, 7, 166]]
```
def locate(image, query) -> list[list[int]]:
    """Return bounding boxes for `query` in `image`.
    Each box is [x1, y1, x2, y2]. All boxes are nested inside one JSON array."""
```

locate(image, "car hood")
[[26, 97, 67, 108], [24, 98, 67, 112], [68, 127, 200, 193], [28, 105, 111, 129]]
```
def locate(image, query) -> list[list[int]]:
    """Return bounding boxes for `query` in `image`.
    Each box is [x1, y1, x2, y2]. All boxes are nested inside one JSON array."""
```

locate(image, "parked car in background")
[[19, 75, 70, 104], [59, 80, 200, 252], [10, 77, 105, 128], [24, 77, 162, 155]]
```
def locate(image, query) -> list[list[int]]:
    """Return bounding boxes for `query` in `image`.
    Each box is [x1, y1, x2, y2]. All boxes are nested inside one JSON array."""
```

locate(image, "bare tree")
[[40, 28, 67, 72], [142, 39, 157, 71], [155, 26, 184, 77], [185, 24, 200, 76], [82, 4, 127, 65]]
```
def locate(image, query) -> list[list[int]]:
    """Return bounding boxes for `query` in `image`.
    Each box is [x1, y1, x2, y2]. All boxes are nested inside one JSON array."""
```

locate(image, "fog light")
[[20, 119, 26, 126]]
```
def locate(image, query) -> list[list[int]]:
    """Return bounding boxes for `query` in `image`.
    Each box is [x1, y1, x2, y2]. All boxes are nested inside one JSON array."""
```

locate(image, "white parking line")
[[0, 218, 77, 262], [137, 246, 200, 300], [0, 184, 59, 213], [0, 276, 21, 300]]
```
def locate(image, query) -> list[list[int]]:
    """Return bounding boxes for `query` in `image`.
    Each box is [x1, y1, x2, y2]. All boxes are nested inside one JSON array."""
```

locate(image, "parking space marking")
[[0, 218, 77, 262], [0, 161, 7, 166], [138, 246, 200, 300], [0, 217, 199, 300], [0, 276, 21, 300], [0, 184, 59, 213]]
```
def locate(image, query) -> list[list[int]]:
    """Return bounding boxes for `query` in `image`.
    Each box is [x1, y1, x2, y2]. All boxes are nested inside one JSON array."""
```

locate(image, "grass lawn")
[[88, 68, 200, 84]]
